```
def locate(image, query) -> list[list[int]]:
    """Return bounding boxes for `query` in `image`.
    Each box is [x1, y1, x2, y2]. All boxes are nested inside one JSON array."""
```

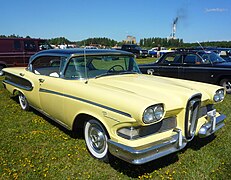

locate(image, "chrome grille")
[[185, 95, 201, 140], [199, 104, 214, 118]]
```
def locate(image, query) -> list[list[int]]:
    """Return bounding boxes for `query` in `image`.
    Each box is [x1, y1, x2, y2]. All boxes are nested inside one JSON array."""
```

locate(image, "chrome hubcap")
[[19, 94, 27, 108], [89, 126, 106, 153]]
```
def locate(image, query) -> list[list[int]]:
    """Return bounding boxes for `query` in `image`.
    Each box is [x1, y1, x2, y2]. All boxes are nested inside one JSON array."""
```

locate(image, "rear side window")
[[31, 56, 66, 77], [161, 54, 182, 64], [184, 54, 201, 64]]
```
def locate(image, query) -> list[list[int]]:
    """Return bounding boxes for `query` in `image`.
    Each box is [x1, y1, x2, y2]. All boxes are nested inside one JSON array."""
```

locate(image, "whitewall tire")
[[18, 93, 30, 111], [84, 119, 109, 162]]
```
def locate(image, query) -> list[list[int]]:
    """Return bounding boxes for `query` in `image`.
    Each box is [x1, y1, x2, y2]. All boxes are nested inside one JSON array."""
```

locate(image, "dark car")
[[121, 44, 148, 58], [0, 38, 52, 75], [139, 50, 231, 93]]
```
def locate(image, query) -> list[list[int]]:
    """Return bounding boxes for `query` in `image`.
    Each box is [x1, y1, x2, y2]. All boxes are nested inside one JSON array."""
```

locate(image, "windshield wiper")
[[95, 72, 116, 79], [95, 71, 139, 79], [119, 71, 139, 75]]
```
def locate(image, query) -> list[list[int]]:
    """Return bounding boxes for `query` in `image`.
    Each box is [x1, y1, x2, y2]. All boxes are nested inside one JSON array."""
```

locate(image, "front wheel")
[[18, 93, 30, 111], [84, 119, 109, 162], [220, 79, 231, 94]]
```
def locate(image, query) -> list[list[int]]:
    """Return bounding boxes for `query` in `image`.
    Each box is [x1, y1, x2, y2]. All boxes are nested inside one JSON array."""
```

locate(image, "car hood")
[[89, 74, 218, 119]]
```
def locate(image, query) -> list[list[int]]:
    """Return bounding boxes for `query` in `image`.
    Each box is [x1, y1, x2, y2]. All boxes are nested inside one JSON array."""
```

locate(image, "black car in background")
[[121, 44, 149, 58], [139, 50, 231, 93]]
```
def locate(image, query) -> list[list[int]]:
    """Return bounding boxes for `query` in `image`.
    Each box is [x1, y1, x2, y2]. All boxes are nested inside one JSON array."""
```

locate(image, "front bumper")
[[108, 112, 226, 165], [108, 128, 187, 165]]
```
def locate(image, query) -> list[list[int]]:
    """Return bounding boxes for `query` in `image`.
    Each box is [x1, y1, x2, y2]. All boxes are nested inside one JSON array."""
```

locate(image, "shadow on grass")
[[108, 152, 179, 178], [186, 134, 216, 151]]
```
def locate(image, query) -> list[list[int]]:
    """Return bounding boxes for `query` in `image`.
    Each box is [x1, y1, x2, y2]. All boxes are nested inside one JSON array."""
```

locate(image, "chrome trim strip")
[[39, 88, 132, 118], [108, 128, 187, 164], [3, 79, 33, 91]]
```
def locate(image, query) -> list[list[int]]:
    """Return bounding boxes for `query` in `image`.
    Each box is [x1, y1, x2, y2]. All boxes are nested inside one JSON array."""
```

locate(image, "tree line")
[[1, 34, 231, 48], [140, 37, 184, 48]]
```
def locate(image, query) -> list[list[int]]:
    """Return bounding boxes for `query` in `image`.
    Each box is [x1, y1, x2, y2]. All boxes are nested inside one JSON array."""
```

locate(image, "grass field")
[[136, 57, 157, 64], [0, 73, 231, 179]]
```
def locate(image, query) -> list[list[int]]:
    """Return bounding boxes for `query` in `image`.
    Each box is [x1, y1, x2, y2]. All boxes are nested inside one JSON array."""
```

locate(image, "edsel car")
[[139, 49, 231, 94], [2, 49, 226, 165]]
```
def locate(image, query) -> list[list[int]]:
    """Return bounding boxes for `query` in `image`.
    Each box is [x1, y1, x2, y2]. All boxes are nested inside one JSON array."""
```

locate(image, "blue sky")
[[1, 0, 230, 43]]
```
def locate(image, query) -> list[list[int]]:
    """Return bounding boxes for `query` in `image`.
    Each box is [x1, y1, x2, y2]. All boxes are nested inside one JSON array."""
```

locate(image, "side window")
[[161, 54, 182, 64], [123, 46, 129, 50], [32, 56, 64, 77], [24, 41, 36, 51], [64, 57, 86, 79], [14, 40, 21, 50], [184, 54, 201, 64], [201, 54, 211, 64]]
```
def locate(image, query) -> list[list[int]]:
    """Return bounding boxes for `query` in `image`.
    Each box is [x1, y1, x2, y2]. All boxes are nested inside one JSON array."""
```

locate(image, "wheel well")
[[217, 76, 231, 85], [0, 63, 7, 68], [13, 89, 20, 96], [72, 113, 109, 138]]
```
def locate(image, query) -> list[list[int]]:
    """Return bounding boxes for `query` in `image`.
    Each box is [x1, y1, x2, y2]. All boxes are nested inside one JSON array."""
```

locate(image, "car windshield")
[[197, 51, 226, 63], [64, 55, 140, 79]]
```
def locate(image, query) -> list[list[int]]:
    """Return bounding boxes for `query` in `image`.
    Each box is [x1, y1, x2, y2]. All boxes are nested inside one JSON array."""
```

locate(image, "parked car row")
[[2, 48, 226, 165], [139, 49, 231, 94]]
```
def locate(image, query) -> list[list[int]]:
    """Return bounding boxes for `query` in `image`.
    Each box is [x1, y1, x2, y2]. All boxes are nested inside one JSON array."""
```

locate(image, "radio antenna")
[[197, 41, 205, 51], [83, 42, 88, 84]]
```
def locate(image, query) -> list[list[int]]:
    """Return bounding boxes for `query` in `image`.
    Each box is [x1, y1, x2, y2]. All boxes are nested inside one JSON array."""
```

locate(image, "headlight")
[[143, 104, 164, 124], [213, 89, 225, 102]]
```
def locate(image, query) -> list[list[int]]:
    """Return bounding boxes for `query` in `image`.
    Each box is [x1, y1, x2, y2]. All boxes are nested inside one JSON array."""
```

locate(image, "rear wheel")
[[18, 93, 30, 111], [220, 79, 231, 94], [84, 119, 109, 162]]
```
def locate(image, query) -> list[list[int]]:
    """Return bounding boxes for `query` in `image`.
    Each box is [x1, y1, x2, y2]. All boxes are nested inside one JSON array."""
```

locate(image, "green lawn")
[[0, 76, 231, 179], [136, 57, 157, 64]]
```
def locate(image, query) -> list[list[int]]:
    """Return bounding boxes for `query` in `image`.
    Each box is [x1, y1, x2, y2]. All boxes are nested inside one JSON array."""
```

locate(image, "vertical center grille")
[[185, 94, 202, 140]]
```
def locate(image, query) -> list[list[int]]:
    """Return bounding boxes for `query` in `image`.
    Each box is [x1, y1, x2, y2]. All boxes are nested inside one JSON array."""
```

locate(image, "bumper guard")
[[198, 109, 226, 138]]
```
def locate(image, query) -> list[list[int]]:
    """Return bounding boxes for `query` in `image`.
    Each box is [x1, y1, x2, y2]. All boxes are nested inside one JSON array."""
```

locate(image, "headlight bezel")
[[142, 104, 165, 124], [213, 89, 225, 102]]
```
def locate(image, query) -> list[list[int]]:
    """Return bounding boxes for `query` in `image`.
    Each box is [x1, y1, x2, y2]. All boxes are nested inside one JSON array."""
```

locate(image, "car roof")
[[35, 48, 132, 56], [30, 48, 133, 63]]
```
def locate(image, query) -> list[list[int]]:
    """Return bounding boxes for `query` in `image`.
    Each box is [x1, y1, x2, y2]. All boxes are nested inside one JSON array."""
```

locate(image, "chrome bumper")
[[107, 128, 187, 165], [198, 112, 226, 138]]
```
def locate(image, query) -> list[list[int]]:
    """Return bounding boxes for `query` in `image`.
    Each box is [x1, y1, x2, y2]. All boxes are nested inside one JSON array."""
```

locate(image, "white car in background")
[[148, 47, 175, 57]]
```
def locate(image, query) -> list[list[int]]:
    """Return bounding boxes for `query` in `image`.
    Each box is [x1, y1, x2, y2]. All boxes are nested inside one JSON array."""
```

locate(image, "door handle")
[[39, 79, 45, 83], [147, 69, 154, 75], [19, 73, 25, 76]]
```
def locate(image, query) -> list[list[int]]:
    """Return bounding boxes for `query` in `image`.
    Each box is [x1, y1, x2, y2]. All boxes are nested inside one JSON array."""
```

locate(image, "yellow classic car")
[[2, 49, 226, 164]]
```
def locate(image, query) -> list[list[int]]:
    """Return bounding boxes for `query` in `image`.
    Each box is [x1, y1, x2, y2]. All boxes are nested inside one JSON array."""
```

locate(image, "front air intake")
[[185, 94, 202, 140]]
